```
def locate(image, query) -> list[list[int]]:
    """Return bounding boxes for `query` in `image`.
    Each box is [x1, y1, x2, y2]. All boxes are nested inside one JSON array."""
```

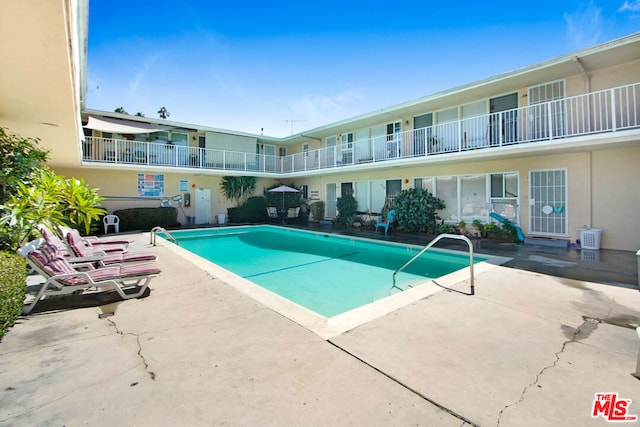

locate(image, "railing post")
[[610, 88, 617, 132], [547, 102, 554, 140]]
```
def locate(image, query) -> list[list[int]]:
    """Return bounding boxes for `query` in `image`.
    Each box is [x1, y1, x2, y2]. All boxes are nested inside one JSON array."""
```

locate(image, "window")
[[302, 143, 309, 157], [341, 133, 354, 163], [414, 177, 434, 194], [460, 175, 487, 220], [491, 173, 518, 198], [528, 80, 566, 139], [385, 179, 402, 206], [385, 122, 401, 158], [341, 182, 353, 197], [435, 176, 458, 221], [300, 184, 309, 200], [279, 146, 287, 157], [415, 172, 519, 224]]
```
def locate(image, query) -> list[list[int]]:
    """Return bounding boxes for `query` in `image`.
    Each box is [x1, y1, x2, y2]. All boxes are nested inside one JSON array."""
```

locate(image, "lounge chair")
[[59, 226, 133, 250], [375, 209, 396, 235], [266, 207, 279, 221], [17, 239, 160, 314], [65, 229, 157, 266], [286, 207, 300, 223]]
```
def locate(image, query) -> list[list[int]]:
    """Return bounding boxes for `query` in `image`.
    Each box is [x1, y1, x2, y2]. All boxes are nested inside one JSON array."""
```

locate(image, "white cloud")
[[290, 90, 361, 116], [618, 0, 640, 12], [564, 1, 603, 48]]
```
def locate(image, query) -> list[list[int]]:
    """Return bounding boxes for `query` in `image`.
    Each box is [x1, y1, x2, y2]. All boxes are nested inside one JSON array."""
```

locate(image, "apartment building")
[[2, 1, 639, 250]]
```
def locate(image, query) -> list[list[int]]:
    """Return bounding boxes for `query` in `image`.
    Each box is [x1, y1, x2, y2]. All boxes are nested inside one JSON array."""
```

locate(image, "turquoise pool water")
[[162, 226, 486, 317]]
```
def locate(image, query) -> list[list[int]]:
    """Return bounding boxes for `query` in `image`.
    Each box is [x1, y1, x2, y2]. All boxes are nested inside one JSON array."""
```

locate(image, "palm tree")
[[157, 106, 170, 119], [114, 107, 127, 114], [220, 176, 257, 206], [135, 112, 145, 117]]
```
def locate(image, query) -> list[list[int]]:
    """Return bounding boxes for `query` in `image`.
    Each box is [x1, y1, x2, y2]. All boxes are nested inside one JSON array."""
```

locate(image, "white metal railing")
[[83, 83, 640, 174], [393, 234, 475, 295], [150, 226, 178, 246]]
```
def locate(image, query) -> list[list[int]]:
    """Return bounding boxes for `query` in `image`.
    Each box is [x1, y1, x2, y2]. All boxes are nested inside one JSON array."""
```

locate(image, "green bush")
[[227, 196, 268, 223], [335, 194, 358, 226], [309, 201, 325, 221], [0, 251, 27, 340], [435, 222, 459, 235], [393, 188, 446, 233], [113, 207, 178, 232]]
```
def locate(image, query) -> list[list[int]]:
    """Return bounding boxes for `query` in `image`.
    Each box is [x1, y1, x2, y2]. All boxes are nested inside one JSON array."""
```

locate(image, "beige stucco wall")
[[54, 167, 278, 225], [55, 141, 640, 251], [591, 145, 640, 251], [295, 144, 640, 251]]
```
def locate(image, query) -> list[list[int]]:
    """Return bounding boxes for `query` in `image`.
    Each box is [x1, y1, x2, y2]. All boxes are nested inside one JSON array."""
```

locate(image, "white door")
[[195, 188, 211, 225], [529, 169, 568, 236]]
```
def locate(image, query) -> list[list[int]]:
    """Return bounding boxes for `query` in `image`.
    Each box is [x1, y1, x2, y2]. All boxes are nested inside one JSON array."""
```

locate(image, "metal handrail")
[[392, 234, 475, 295], [150, 226, 178, 246]]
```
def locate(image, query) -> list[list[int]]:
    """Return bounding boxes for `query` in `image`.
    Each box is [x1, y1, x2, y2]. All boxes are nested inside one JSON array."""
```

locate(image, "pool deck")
[[1, 229, 639, 426]]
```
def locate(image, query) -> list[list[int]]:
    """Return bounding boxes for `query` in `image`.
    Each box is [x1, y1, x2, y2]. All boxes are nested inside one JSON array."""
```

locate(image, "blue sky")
[[86, 0, 640, 137]]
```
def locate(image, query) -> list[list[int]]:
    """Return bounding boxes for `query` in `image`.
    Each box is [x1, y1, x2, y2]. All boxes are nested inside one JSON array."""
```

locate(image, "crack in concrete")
[[327, 340, 479, 426], [495, 317, 600, 426], [106, 318, 156, 381]]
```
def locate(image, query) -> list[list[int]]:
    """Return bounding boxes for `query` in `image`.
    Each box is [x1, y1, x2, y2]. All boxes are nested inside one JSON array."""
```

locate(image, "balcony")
[[83, 83, 640, 175]]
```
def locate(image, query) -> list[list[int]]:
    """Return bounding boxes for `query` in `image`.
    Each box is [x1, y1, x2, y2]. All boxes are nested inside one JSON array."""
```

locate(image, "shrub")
[[113, 207, 178, 232], [335, 194, 358, 226], [227, 196, 268, 223], [309, 201, 325, 221], [0, 251, 27, 340], [393, 188, 446, 233], [435, 222, 459, 235]]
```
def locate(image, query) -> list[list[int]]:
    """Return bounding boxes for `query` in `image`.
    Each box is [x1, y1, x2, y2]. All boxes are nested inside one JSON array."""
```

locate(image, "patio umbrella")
[[268, 185, 299, 212]]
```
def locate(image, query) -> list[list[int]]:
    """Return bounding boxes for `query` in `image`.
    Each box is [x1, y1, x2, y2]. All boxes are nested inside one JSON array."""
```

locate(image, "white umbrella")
[[268, 185, 299, 212]]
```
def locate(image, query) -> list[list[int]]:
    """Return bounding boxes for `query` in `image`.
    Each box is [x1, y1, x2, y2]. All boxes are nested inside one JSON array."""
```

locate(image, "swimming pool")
[[159, 226, 491, 321]]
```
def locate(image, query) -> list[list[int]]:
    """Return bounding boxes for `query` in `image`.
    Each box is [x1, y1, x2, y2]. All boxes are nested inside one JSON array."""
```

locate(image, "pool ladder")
[[150, 226, 178, 246], [392, 234, 475, 295]]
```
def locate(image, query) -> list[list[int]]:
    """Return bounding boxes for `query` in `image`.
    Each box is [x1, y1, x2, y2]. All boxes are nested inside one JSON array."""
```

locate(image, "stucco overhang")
[[0, 0, 88, 169]]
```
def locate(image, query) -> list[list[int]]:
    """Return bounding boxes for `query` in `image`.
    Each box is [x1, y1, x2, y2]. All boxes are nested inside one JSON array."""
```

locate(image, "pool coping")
[[152, 227, 511, 339]]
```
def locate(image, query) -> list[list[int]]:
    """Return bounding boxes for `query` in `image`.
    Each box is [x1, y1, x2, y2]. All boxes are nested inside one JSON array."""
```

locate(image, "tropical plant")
[[335, 194, 358, 226], [0, 127, 49, 204], [114, 106, 128, 114], [220, 176, 257, 206], [0, 168, 106, 250], [310, 201, 325, 221], [393, 188, 445, 233], [157, 106, 170, 119]]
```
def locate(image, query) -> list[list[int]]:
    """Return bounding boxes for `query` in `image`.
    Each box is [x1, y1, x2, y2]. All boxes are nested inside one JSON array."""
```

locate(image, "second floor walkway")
[[83, 82, 640, 175]]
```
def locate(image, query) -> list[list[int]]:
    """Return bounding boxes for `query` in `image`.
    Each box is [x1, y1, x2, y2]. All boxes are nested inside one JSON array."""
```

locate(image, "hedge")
[[112, 207, 178, 232], [0, 251, 27, 340], [227, 196, 268, 223]]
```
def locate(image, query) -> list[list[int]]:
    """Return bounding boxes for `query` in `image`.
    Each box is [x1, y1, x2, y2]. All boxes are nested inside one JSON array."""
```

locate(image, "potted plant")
[[472, 219, 487, 238]]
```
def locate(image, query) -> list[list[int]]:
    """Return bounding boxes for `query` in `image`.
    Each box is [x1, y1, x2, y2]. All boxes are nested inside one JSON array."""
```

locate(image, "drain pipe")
[[636, 327, 640, 378]]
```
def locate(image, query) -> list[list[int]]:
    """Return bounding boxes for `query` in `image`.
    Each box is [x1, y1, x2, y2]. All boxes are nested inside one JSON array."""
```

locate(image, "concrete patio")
[[1, 231, 639, 426]]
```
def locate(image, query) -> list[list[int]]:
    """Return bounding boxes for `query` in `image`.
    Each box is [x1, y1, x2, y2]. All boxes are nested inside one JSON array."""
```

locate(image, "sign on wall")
[[137, 173, 164, 197]]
